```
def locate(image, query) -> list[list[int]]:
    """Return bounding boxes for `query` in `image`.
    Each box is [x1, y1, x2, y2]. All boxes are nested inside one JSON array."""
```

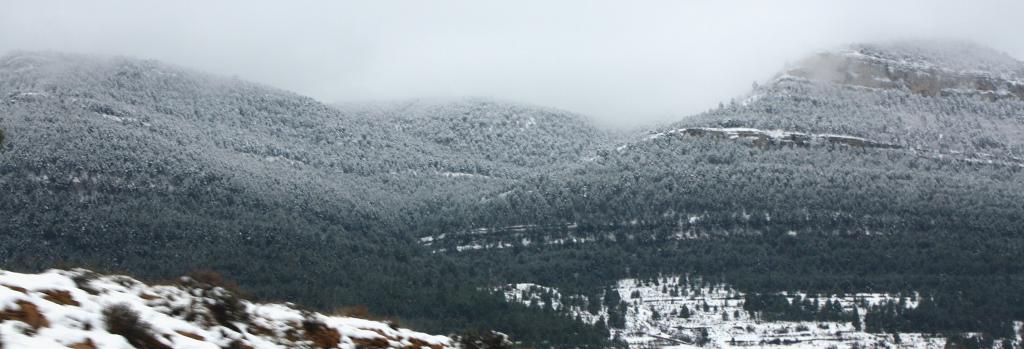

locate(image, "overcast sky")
[[2, 0, 1023, 126]]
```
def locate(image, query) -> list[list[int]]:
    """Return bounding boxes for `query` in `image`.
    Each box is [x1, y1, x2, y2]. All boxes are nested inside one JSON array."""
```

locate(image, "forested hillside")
[[429, 40, 1024, 243], [2, 41, 1023, 348], [424, 41, 1024, 343], [337, 97, 610, 171], [0, 51, 610, 347]]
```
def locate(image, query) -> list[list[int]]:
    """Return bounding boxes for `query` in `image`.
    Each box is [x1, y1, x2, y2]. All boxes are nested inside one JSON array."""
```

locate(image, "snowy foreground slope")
[[0, 269, 453, 349]]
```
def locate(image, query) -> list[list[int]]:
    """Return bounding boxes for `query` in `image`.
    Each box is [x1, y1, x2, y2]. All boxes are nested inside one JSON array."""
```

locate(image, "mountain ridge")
[[783, 40, 1024, 101], [670, 40, 1024, 159]]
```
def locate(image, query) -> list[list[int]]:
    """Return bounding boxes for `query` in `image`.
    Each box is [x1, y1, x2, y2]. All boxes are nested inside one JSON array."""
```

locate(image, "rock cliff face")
[[786, 41, 1024, 100], [675, 40, 1024, 157]]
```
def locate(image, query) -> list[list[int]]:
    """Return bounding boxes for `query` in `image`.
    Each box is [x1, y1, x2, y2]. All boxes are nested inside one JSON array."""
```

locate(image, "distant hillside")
[[677, 40, 1024, 158], [0, 51, 614, 347], [426, 43, 1024, 340], [336, 97, 609, 171], [431, 40, 1024, 243], [0, 51, 420, 278]]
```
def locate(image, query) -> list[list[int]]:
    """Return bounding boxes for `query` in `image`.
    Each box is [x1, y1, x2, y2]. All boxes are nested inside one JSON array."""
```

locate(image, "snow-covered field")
[[497, 276, 1022, 349]]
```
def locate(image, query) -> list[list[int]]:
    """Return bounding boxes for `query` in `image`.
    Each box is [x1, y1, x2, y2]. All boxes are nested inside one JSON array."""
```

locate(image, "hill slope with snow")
[[0, 268, 453, 349], [0, 51, 614, 348], [424, 42, 1024, 347], [676, 40, 1024, 157]]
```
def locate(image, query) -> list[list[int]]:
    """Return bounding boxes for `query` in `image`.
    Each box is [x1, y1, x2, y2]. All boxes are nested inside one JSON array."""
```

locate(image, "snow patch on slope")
[[497, 276, 1021, 349], [0, 269, 452, 349]]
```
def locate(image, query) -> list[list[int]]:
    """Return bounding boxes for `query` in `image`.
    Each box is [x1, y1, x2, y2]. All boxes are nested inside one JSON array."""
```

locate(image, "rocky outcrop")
[[786, 42, 1024, 101], [647, 127, 903, 149], [0, 269, 454, 349]]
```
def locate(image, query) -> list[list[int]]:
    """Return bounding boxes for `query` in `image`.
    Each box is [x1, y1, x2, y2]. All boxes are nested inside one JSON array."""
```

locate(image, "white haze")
[[2, 0, 1023, 127]]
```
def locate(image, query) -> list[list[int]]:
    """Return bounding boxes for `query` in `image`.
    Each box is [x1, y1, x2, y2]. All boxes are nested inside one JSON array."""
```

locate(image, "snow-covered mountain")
[[0, 268, 454, 349], [677, 40, 1024, 158], [788, 40, 1024, 100]]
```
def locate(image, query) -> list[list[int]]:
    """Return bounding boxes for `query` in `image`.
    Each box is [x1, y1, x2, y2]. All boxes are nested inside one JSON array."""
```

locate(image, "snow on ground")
[[497, 276, 1019, 349], [420, 216, 775, 254], [623, 126, 1024, 171], [639, 127, 894, 149], [0, 269, 453, 349]]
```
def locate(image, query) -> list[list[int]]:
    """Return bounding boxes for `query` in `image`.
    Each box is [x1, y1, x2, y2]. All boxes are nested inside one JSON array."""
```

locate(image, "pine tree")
[[608, 303, 628, 329], [603, 287, 621, 308], [587, 294, 601, 315], [852, 306, 862, 331], [679, 305, 691, 319], [595, 316, 609, 338]]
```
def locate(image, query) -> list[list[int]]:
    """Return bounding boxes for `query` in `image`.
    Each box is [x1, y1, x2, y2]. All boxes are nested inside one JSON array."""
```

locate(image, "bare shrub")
[[103, 304, 170, 349], [454, 331, 513, 349], [177, 270, 250, 330], [302, 317, 341, 349], [331, 305, 400, 328], [185, 269, 249, 299]]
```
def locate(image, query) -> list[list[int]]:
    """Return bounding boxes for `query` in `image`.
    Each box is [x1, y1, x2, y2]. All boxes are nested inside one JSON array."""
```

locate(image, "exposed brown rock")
[[1010, 83, 1024, 99], [906, 71, 941, 97], [223, 340, 255, 349], [246, 323, 274, 337], [284, 327, 303, 342], [303, 320, 342, 349], [409, 338, 445, 349], [176, 330, 205, 341], [1, 300, 50, 329], [1, 284, 27, 294], [787, 51, 1024, 101], [42, 290, 80, 306], [352, 336, 391, 349], [68, 339, 97, 349]]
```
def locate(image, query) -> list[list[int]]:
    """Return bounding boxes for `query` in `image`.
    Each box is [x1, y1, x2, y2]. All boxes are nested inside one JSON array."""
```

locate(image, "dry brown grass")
[[330, 305, 402, 327], [68, 339, 96, 349], [302, 318, 342, 349], [184, 269, 249, 299], [0, 284, 27, 293], [41, 290, 79, 306]]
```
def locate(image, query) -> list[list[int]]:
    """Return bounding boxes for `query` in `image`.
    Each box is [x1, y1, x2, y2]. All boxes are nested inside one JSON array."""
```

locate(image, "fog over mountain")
[[3, 0, 1024, 126]]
